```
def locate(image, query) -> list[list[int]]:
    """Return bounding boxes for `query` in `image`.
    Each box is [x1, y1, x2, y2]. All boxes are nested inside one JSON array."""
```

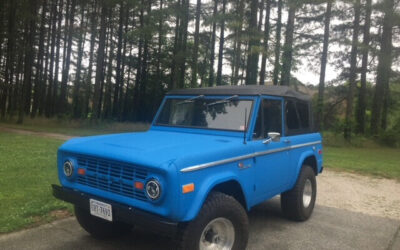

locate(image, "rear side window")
[[286, 100, 299, 130], [285, 100, 311, 135], [296, 102, 310, 129]]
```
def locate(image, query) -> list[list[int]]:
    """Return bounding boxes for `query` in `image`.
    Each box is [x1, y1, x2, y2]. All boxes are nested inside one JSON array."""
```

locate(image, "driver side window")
[[253, 98, 282, 140]]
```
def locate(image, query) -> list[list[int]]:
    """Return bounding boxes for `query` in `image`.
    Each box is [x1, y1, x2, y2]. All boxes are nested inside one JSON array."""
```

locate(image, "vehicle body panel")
[[55, 86, 323, 224]]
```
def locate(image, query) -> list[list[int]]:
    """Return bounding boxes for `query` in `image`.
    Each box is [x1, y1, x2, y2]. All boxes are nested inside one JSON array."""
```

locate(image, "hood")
[[59, 130, 252, 171]]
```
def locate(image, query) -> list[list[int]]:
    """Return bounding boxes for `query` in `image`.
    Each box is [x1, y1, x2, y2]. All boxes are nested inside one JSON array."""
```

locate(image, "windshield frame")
[[152, 95, 256, 133]]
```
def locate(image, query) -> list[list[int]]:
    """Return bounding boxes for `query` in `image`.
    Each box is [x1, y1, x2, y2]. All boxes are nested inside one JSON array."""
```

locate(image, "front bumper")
[[52, 184, 178, 236]]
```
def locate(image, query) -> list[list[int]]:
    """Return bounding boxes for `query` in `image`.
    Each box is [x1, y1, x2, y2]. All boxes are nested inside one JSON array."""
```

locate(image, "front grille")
[[76, 156, 148, 201]]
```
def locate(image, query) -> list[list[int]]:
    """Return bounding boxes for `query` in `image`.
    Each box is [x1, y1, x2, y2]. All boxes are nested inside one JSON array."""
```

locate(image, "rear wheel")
[[74, 205, 132, 239], [281, 165, 317, 221], [177, 192, 249, 250]]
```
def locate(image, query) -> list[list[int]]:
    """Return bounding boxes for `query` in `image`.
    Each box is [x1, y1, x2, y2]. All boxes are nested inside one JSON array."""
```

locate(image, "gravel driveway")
[[318, 170, 400, 220]]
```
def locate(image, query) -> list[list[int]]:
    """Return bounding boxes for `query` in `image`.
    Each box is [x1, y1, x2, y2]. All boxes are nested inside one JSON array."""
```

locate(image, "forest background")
[[0, 0, 399, 145]]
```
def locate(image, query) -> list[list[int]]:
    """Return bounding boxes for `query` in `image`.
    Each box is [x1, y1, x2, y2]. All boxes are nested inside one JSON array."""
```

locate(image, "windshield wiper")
[[206, 95, 239, 107], [176, 95, 204, 105]]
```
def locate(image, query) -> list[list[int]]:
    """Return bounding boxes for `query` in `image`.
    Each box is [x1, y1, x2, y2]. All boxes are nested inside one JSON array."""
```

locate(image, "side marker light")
[[182, 183, 195, 194]]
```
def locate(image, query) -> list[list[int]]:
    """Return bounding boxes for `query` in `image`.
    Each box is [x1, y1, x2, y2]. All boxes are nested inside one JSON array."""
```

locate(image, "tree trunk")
[[52, 0, 64, 117], [356, 0, 371, 134], [1, 0, 17, 118], [140, 0, 152, 121], [154, 0, 163, 111], [84, 0, 97, 118], [92, 1, 108, 119], [208, 0, 218, 87], [122, 46, 133, 120], [344, 0, 361, 140], [31, 0, 48, 118], [45, 0, 58, 117], [72, 5, 87, 118], [216, 0, 227, 86], [0, 1, 4, 71], [381, 83, 389, 130], [280, 2, 296, 86], [272, 0, 283, 85], [133, 4, 144, 120], [9, 42, 24, 118], [39, 2, 53, 116], [118, 6, 130, 121], [371, 0, 394, 134], [316, 0, 332, 130], [112, 2, 124, 117], [103, 8, 114, 120], [170, 0, 181, 90], [178, 0, 189, 88], [258, 0, 264, 30], [191, 0, 201, 88], [245, 0, 259, 85], [18, 0, 38, 123], [59, 0, 76, 114], [259, 0, 271, 85], [61, 0, 70, 85], [233, 0, 245, 86]]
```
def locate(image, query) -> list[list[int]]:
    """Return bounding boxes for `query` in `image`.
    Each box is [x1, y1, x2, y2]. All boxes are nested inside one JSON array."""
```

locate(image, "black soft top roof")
[[167, 85, 311, 101]]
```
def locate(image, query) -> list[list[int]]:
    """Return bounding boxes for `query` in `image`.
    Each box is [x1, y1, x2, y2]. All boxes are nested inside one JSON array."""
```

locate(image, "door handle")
[[283, 139, 291, 143]]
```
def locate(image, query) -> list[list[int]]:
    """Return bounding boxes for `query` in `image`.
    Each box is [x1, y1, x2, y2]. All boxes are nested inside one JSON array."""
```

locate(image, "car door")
[[250, 97, 292, 202]]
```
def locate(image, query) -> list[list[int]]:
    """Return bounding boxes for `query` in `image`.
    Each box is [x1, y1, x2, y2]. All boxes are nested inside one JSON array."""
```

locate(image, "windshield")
[[155, 97, 253, 131]]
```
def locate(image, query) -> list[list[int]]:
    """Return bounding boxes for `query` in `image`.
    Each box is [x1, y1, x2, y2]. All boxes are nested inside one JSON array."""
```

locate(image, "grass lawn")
[[0, 132, 72, 233], [324, 146, 400, 180], [0, 117, 149, 136]]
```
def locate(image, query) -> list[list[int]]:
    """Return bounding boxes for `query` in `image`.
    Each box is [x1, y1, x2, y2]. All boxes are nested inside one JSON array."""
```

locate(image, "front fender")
[[179, 170, 248, 222]]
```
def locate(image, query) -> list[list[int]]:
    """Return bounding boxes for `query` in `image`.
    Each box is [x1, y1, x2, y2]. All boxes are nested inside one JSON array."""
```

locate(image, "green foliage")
[[379, 116, 400, 147]]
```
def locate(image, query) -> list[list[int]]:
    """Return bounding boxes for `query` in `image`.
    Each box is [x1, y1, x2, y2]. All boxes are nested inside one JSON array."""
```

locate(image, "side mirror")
[[268, 132, 281, 142], [262, 132, 281, 144]]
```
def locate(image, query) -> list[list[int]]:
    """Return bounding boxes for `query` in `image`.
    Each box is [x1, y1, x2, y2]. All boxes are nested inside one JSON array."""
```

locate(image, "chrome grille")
[[76, 156, 148, 201]]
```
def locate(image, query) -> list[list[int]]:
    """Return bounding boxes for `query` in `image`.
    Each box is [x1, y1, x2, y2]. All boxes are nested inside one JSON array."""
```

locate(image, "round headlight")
[[63, 160, 74, 177], [146, 179, 161, 200]]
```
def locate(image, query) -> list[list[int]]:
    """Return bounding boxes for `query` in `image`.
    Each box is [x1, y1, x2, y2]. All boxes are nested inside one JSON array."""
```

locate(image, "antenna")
[[243, 108, 247, 144]]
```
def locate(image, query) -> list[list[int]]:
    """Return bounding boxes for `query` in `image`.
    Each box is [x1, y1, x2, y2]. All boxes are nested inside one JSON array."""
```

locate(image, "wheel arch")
[[293, 151, 318, 186], [181, 174, 249, 222], [211, 180, 248, 211], [302, 154, 318, 175]]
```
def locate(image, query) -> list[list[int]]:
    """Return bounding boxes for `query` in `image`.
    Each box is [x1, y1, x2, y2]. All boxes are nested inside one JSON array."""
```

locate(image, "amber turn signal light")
[[77, 168, 86, 175], [134, 181, 144, 190], [182, 183, 195, 194]]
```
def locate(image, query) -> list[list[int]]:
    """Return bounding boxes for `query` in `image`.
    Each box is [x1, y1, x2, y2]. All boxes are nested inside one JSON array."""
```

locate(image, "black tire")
[[281, 165, 317, 221], [177, 192, 249, 250], [74, 205, 133, 239]]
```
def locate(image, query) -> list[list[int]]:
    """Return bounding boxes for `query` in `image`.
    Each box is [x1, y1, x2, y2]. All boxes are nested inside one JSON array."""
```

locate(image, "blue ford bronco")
[[53, 85, 323, 250]]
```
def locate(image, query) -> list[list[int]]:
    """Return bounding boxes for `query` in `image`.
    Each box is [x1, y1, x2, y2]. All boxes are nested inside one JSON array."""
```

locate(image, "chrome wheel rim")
[[303, 179, 313, 208], [199, 217, 235, 250]]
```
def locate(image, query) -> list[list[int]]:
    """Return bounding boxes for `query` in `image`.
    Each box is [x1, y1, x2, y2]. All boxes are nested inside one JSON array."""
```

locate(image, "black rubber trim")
[[52, 184, 178, 236]]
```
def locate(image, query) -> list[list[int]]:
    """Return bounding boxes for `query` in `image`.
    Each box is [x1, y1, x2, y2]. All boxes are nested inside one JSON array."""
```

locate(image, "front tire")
[[74, 205, 132, 239], [281, 165, 317, 221], [177, 192, 249, 250]]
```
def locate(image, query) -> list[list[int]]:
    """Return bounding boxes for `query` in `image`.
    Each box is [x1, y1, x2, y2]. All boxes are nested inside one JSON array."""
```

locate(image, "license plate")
[[89, 199, 113, 222]]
